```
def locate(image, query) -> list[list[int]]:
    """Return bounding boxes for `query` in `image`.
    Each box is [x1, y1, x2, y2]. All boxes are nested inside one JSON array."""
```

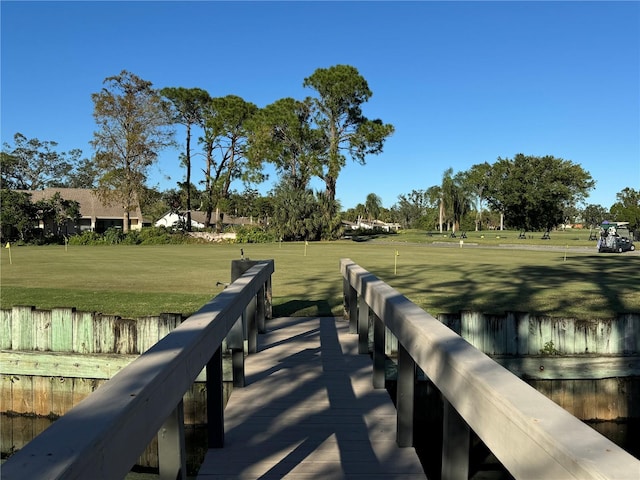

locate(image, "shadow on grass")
[[374, 253, 639, 318]]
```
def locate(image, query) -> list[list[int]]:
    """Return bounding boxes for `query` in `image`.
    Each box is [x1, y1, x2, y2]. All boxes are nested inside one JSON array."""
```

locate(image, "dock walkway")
[[197, 316, 426, 479]]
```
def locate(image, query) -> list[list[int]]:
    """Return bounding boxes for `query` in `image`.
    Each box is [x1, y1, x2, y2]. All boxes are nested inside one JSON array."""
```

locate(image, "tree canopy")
[[484, 154, 595, 232], [200, 95, 259, 231], [303, 65, 394, 206], [161, 87, 211, 231], [247, 97, 324, 190], [609, 187, 640, 233], [91, 70, 175, 233], [1, 133, 88, 190]]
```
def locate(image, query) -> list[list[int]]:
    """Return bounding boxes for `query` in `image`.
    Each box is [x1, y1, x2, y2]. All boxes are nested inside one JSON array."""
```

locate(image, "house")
[[154, 210, 255, 230], [25, 188, 144, 234], [342, 217, 401, 232]]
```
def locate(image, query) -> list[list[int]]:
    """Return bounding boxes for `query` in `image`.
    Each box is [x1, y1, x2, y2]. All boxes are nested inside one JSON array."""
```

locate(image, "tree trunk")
[[123, 210, 130, 234], [185, 125, 192, 232]]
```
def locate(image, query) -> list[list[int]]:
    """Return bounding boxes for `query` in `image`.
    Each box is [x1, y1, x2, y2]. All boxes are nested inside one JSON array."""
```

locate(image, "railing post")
[[343, 275, 350, 320], [358, 295, 369, 354], [158, 400, 187, 480], [247, 295, 258, 354], [265, 275, 273, 320], [349, 284, 358, 334], [257, 285, 266, 333], [373, 313, 386, 388], [207, 345, 224, 448], [396, 343, 415, 447], [228, 316, 245, 387], [441, 399, 470, 480]]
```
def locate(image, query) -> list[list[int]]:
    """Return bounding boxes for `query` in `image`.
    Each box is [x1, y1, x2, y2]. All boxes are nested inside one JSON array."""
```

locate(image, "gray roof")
[[23, 188, 143, 220]]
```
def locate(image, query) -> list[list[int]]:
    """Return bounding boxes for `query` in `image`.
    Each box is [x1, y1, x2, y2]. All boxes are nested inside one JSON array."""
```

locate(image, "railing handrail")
[[2, 260, 274, 480], [340, 258, 640, 480]]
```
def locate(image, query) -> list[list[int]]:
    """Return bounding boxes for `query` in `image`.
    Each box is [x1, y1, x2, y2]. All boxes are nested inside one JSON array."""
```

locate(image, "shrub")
[[235, 226, 277, 244], [68, 231, 103, 245]]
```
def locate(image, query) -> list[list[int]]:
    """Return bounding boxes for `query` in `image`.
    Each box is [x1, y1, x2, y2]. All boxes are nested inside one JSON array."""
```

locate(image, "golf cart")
[[597, 221, 635, 253]]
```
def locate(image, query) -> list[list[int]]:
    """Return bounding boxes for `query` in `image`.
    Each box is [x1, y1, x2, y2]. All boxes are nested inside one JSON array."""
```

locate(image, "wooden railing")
[[340, 258, 640, 480], [1, 259, 274, 480]]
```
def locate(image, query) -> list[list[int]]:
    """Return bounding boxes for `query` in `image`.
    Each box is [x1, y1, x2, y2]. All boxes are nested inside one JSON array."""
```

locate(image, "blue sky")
[[2, 1, 639, 211]]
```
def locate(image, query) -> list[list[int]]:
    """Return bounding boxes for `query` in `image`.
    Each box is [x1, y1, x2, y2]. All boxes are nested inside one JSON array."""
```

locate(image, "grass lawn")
[[1, 233, 637, 320]]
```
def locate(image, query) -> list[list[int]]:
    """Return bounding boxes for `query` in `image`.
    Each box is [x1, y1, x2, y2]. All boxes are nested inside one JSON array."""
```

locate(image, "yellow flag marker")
[[5, 242, 11, 265]]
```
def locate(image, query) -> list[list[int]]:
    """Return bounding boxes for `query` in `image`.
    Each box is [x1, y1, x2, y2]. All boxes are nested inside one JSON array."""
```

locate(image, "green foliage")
[[267, 180, 342, 241], [1, 132, 86, 190], [67, 231, 102, 245], [303, 64, 394, 203], [0, 189, 37, 241], [583, 204, 609, 230], [609, 188, 640, 235], [246, 97, 323, 191], [91, 70, 175, 233], [234, 226, 277, 244], [540, 340, 559, 355], [485, 154, 595, 231], [67, 226, 191, 246]]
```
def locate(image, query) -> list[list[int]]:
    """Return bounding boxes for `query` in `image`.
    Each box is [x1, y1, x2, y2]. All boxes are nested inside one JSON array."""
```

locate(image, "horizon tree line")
[[2, 68, 638, 239]]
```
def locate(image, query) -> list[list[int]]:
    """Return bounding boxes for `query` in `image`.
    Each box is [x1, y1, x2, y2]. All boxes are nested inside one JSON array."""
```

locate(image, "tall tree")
[[609, 187, 640, 233], [431, 168, 470, 233], [161, 87, 211, 231], [364, 193, 382, 222], [465, 162, 492, 231], [582, 204, 608, 230], [91, 70, 175, 233], [391, 189, 431, 229], [485, 154, 594, 232], [247, 97, 324, 191], [303, 65, 394, 207], [437, 168, 454, 232], [200, 95, 259, 231], [1, 133, 85, 190], [0, 189, 36, 241]]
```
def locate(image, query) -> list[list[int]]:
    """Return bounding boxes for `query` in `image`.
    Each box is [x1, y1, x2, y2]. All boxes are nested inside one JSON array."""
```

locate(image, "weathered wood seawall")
[[0, 306, 223, 469], [2, 306, 639, 467], [369, 310, 640, 422], [438, 311, 640, 422]]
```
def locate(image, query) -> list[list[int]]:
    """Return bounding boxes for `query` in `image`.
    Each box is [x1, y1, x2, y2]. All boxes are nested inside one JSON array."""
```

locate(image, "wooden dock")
[[197, 316, 426, 479]]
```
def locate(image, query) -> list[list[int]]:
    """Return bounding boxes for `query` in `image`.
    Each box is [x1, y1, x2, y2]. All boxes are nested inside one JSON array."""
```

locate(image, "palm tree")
[[438, 168, 470, 233], [365, 193, 382, 224]]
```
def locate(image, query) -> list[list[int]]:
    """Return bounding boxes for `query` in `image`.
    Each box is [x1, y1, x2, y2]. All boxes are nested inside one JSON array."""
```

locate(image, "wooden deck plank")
[[197, 317, 426, 479]]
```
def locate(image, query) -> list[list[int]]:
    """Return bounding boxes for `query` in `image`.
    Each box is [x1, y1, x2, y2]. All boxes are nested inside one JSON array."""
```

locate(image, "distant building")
[[23, 188, 145, 234], [154, 210, 255, 230], [341, 217, 401, 232]]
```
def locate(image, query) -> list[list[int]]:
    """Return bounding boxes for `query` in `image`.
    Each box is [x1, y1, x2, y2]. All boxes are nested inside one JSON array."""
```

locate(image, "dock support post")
[[358, 295, 369, 354], [396, 343, 415, 447], [441, 399, 470, 480], [158, 400, 187, 480], [373, 314, 386, 388], [349, 284, 357, 334], [228, 316, 245, 387], [207, 345, 224, 448], [265, 275, 273, 320], [247, 295, 258, 354]]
